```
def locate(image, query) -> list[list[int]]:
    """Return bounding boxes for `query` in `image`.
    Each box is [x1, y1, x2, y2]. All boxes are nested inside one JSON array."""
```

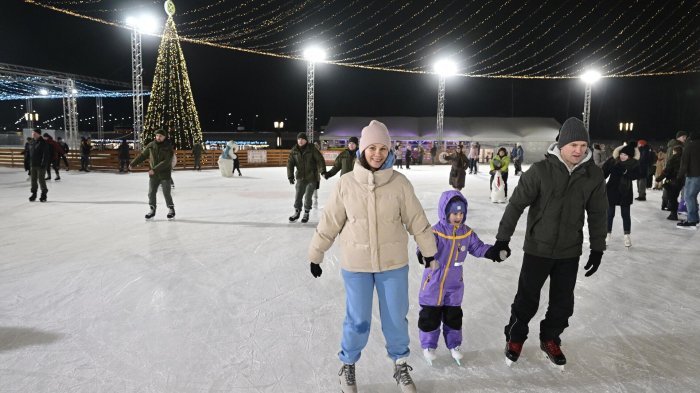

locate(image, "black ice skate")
[[300, 210, 310, 223], [167, 206, 175, 220], [145, 205, 156, 220], [504, 341, 523, 367], [29, 192, 37, 202], [289, 209, 301, 222], [540, 339, 566, 371], [39, 191, 47, 203]]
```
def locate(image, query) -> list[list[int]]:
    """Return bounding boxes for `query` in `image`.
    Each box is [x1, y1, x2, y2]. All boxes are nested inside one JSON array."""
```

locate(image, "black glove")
[[310, 262, 322, 278], [584, 250, 603, 277], [492, 240, 511, 259], [416, 251, 434, 269], [484, 246, 505, 262], [289, 178, 295, 185]]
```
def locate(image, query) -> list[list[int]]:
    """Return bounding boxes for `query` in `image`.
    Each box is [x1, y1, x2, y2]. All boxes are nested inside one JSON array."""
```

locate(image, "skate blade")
[[505, 357, 515, 367], [543, 352, 565, 372], [453, 358, 462, 366], [424, 358, 433, 366]]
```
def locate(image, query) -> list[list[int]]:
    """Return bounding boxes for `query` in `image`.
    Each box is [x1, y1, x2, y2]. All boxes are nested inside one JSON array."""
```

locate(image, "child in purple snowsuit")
[[417, 190, 504, 364]]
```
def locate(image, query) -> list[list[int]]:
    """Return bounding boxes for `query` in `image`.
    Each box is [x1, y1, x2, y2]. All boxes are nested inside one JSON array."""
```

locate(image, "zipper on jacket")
[[422, 273, 431, 291], [436, 225, 458, 306]]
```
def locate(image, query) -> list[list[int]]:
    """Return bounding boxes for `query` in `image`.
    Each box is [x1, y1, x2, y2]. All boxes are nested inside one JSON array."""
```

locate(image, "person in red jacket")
[[43, 133, 64, 181]]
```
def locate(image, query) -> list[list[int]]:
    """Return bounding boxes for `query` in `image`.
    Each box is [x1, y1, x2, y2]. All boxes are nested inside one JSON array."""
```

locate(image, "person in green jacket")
[[287, 132, 326, 223], [489, 147, 511, 197], [129, 129, 175, 220], [491, 117, 607, 369], [324, 136, 358, 179]]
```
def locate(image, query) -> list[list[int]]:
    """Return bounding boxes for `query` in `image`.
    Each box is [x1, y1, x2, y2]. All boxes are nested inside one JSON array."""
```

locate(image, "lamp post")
[[274, 121, 284, 147], [434, 59, 458, 150], [126, 14, 158, 149], [303, 47, 326, 144], [580, 70, 601, 131]]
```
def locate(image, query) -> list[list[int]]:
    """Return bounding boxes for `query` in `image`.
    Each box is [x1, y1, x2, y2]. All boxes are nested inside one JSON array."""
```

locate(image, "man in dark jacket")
[[287, 132, 326, 223], [192, 142, 203, 171], [118, 139, 131, 173], [324, 136, 358, 179], [430, 143, 438, 166], [130, 129, 175, 220], [492, 117, 607, 369], [23, 137, 31, 178], [635, 140, 652, 201], [657, 145, 684, 221], [57, 137, 70, 170], [677, 132, 700, 229], [510, 143, 524, 175], [28, 129, 51, 202], [80, 137, 92, 172]]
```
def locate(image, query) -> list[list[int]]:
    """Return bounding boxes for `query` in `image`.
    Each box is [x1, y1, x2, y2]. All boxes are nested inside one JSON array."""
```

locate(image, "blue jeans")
[[339, 265, 410, 364], [683, 177, 700, 223]]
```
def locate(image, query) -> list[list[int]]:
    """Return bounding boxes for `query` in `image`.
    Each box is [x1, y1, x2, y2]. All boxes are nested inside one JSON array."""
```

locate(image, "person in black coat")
[[602, 144, 641, 246], [445, 143, 469, 191], [23, 137, 31, 177], [118, 139, 131, 172], [28, 129, 50, 202], [657, 145, 684, 221], [635, 140, 652, 201]]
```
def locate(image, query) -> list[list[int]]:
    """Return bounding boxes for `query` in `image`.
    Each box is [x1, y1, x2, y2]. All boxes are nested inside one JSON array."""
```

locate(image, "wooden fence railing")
[[0, 148, 341, 171]]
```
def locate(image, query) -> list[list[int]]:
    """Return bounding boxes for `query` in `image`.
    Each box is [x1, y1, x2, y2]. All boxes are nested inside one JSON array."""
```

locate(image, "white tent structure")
[[321, 117, 562, 163]]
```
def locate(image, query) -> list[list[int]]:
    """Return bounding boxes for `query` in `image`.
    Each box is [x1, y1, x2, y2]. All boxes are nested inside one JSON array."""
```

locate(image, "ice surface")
[[1, 164, 699, 392]]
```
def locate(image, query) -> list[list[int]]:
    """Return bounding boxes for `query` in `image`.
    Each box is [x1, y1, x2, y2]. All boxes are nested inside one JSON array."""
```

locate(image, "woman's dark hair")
[[498, 147, 508, 156]]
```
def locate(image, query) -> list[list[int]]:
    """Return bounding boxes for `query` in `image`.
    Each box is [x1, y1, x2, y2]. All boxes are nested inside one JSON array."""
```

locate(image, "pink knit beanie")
[[359, 120, 391, 152]]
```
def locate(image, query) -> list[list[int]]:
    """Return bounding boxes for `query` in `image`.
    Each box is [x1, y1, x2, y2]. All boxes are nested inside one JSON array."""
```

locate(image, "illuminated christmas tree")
[[143, 0, 202, 149]]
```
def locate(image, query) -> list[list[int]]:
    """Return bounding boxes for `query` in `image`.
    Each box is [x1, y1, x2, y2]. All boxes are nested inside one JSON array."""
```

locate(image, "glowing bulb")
[[303, 47, 326, 62], [434, 59, 458, 76], [580, 70, 602, 84]]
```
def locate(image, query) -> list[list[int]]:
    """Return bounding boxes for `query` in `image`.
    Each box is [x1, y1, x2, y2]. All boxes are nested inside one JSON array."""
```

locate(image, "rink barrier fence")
[[0, 148, 342, 172]]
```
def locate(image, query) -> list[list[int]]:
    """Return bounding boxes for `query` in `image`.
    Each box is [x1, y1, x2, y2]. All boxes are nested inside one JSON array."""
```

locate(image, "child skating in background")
[[416, 190, 507, 365]]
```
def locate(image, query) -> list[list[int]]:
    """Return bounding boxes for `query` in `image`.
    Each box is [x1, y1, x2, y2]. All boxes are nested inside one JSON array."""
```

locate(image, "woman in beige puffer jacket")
[[308, 120, 436, 393]]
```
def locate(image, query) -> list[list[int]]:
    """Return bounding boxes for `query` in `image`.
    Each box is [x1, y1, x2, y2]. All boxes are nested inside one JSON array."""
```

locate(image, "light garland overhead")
[[26, 0, 700, 78], [0, 77, 149, 100]]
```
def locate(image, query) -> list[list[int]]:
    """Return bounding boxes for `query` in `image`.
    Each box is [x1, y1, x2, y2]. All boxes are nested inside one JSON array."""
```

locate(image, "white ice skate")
[[422, 348, 437, 366], [450, 347, 464, 366], [490, 171, 507, 203], [624, 234, 631, 248]]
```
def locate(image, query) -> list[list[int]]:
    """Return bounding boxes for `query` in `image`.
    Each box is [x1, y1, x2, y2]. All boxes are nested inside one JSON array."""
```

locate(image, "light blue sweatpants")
[[338, 265, 410, 364]]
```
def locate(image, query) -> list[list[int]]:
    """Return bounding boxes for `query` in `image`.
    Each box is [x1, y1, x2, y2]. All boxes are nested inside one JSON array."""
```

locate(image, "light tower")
[[303, 47, 326, 144], [126, 13, 158, 149], [434, 59, 458, 150], [580, 70, 601, 131]]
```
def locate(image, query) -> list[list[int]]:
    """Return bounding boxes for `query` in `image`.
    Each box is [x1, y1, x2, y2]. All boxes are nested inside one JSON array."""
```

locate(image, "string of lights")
[[379, 0, 528, 71], [0, 78, 147, 100], [25, 0, 700, 78]]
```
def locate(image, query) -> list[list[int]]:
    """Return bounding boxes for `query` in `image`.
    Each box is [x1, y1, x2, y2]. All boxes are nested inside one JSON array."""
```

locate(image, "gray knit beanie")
[[557, 117, 590, 149]]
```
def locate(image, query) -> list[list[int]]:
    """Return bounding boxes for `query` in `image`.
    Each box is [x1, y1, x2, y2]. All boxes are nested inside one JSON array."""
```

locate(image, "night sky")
[[1, 0, 699, 142]]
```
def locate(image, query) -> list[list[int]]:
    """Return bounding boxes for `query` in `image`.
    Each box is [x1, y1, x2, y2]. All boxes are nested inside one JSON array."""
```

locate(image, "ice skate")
[[677, 221, 698, 230], [422, 348, 437, 366], [393, 358, 417, 393], [29, 192, 37, 202], [300, 210, 310, 223], [288, 209, 301, 222], [450, 347, 464, 366], [504, 341, 523, 367], [624, 234, 632, 248], [540, 339, 566, 372], [338, 363, 357, 393], [167, 206, 176, 220], [39, 191, 47, 203], [145, 205, 156, 220]]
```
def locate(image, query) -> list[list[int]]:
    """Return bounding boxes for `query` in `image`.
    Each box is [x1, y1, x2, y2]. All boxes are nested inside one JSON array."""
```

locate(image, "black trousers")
[[504, 253, 579, 345]]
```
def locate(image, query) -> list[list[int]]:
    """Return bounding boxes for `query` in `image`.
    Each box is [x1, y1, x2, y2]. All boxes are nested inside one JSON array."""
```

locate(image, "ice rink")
[[1, 163, 698, 392]]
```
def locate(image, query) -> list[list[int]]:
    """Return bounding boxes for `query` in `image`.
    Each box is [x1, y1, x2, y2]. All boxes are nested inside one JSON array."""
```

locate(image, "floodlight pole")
[[582, 83, 592, 131], [62, 79, 79, 149], [96, 96, 104, 145], [131, 28, 144, 150], [306, 61, 315, 144], [26, 99, 34, 129], [436, 74, 446, 150]]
